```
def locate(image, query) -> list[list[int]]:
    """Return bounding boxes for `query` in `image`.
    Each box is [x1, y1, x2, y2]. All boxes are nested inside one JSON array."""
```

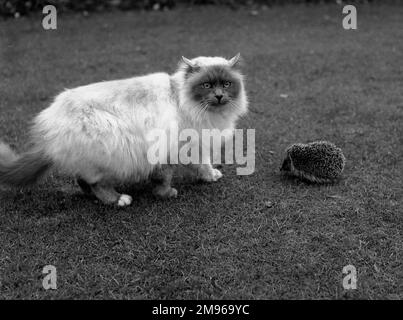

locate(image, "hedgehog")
[[280, 141, 346, 183]]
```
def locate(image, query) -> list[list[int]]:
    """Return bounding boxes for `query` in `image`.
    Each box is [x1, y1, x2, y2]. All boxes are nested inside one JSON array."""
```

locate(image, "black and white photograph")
[[0, 0, 401, 305]]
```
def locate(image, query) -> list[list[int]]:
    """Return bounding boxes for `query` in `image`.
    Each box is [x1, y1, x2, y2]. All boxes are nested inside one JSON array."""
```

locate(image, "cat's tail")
[[0, 141, 52, 187]]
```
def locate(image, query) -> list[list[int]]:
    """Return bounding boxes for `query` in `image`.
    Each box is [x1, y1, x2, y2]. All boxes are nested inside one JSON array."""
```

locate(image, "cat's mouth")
[[209, 100, 228, 108]]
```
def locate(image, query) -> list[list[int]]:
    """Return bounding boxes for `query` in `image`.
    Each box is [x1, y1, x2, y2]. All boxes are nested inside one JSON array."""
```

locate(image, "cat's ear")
[[181, 56, 200, 74], [182, 56, 196, 68], [228, 53, 241, 67]]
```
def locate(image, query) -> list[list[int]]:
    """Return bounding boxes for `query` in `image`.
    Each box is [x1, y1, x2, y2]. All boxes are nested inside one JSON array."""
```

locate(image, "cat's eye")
[[202, 82, 211, 89], [223, 81, 232, 88]]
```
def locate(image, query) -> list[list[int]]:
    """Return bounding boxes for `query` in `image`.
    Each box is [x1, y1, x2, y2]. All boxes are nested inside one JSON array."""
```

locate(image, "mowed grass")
[[0, 4, 402, 299]]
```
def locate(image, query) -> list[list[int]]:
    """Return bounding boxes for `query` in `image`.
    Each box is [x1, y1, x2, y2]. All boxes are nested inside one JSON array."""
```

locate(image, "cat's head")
[[178, 54, 247, 120]]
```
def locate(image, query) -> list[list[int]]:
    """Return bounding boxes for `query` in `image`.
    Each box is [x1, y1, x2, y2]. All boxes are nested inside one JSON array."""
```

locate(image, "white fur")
[[31, 56, 248, 184], [118, 194, 133, 207]]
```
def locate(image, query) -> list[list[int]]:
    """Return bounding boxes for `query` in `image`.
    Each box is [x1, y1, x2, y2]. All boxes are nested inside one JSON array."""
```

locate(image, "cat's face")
[[180, 55, 246, 117], [189, 66, 241, 107]]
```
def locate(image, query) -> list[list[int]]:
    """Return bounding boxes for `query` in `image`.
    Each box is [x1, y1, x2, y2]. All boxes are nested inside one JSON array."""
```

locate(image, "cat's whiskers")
[[191, 102, 203, 124], [229, 100, 248, 119], [194, 101, 209, 124]]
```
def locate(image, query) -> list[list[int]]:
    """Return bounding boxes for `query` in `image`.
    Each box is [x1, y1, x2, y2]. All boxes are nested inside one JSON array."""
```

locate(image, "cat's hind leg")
[[75, 168, 132, 206], [77, 178, 92, 195], [151, 165, 177, 199], [90, 183, 133, 207]]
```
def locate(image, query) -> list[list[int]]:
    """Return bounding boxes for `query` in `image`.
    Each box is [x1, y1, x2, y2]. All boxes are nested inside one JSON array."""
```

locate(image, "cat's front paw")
[[212, 168, 223, 181], [201, 168, 223, 182]]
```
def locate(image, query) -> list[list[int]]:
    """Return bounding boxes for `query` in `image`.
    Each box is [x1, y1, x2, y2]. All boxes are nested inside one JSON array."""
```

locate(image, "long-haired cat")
[[0, 54, 248, 206]]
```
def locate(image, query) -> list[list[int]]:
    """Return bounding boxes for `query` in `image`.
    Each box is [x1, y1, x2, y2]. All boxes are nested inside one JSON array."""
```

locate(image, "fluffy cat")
[[0, 55, 248, 206]]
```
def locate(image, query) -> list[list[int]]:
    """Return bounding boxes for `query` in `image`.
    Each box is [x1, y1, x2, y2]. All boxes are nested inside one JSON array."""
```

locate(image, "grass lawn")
[[0, 4, 402, 299]]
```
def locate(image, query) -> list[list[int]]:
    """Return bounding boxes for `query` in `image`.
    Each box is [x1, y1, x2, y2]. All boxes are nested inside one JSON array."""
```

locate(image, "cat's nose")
[[215, 94, 223, 103]]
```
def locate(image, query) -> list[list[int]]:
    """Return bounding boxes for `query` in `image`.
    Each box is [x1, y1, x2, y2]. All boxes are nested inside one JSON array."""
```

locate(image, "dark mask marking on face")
[[188, 65, 242, 108]]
